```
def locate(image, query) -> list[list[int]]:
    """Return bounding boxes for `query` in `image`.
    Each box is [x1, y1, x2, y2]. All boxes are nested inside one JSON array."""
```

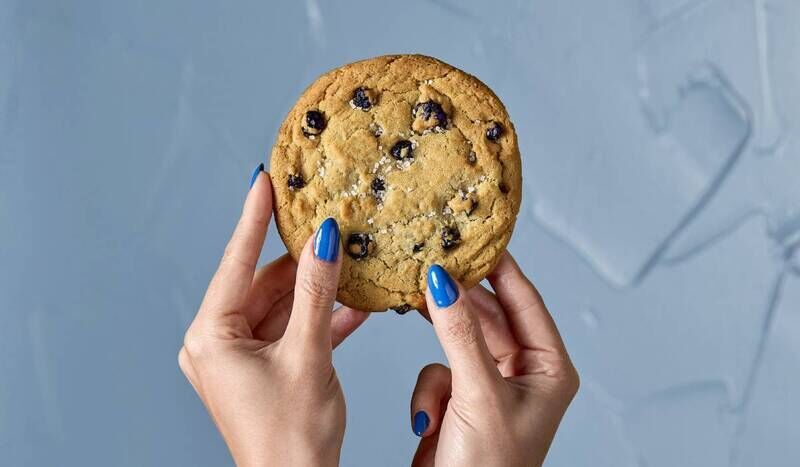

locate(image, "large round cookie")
[[270, 54, 522, 312]]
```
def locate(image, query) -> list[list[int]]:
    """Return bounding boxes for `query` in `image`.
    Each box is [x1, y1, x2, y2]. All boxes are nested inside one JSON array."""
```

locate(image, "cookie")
[[270, 55, 522, 312]]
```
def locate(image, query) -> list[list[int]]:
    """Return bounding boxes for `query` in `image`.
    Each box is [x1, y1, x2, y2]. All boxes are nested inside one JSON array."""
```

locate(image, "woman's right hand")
[[410, 253, 579, 467]]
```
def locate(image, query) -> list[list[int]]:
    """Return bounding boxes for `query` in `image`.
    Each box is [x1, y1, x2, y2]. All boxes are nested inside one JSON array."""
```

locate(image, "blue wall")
[[2, 0, 799, 465]]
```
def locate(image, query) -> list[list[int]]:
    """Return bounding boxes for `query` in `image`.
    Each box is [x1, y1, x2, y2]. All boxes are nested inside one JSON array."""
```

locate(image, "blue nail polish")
[[249, 162, 264, 188], [314, 218, 340, 262], [427, 264, 459, 308], [413, 411, 429, 437]]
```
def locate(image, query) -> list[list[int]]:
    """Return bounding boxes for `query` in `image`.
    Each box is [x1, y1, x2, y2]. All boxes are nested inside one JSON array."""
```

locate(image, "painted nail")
[[249, 162, 264, 188], [413, 411, 429, 437], [427, 264, 459, 308], [314, 218, 340, 262]]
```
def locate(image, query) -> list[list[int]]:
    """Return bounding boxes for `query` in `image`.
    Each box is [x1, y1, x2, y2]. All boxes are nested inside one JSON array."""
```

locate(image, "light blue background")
[[2, 0, 799, 465]]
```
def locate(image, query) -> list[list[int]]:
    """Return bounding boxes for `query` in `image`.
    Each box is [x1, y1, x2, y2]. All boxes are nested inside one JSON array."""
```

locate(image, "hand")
[[410, 254, 579, 467], [178, 166, 369, 467]]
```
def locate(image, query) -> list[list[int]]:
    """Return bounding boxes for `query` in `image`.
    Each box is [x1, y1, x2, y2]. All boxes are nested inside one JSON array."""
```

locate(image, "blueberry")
[[352, 87, 372, 110], [346, 233, 372, 260], [467, 151, 477, 164], [441, 226, 461, 250], [486, 121, 503, 141], [302, 110, 326, 137], [390, 140, 414, 160], [287, 174, 305, 190], [414, 101, 448, 130], [391, 304, 414, 315], [412, 242, 425, 253], [371, 177, 386, 198]]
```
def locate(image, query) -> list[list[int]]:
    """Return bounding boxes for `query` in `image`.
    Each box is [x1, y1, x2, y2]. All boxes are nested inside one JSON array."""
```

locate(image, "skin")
[[410, 254, 580, 467], [179, 170, 579, 466], [178, 171, 369, 466]]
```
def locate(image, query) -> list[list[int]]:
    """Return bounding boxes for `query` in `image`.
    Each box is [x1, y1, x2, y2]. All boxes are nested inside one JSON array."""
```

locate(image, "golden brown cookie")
[[270, 54, 522, 312]]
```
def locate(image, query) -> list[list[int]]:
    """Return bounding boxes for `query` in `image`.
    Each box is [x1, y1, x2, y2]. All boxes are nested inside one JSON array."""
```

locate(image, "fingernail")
[[427, 264, 459, 308], [413, 411, 429, 437], [249, 162, 264, 188], [314, 218, 340, 262]]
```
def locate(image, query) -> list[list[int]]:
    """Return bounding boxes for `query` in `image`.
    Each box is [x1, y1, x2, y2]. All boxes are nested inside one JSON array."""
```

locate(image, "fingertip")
[[412, 410, 430, 437], [410, 363, 450, 437], [242, 164, 273, 224], [249, 162, 265, 188], [313, 217, 340, 263], [427, 264, 459, 308]]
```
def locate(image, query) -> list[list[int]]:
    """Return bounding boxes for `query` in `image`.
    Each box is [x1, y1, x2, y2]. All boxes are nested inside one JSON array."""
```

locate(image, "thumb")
[[425, 264, 501, 395], [283, 218, 342, 353]]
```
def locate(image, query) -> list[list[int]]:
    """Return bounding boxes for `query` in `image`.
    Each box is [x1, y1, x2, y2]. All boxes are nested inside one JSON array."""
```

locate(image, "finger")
[[243, 254, 297, 328], [411, 430, 440, 467], [252, 291, 294, 343], [487, 251, 567, 353], [331, 306, 370, 349], [283, 218, 342, 351], [425, 264, 502, 392], [410, 363, 451, 437], [198, 166, 272, 326], [467, 284, 522, 363]]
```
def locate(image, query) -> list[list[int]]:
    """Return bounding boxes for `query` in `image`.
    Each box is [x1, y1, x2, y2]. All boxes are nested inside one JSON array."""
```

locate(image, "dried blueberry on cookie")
[[441, 226, 461, 250], [486, 121, 503, 141], [413, 101, 448, 133], [346, 233, 373, 260], [390, 140, 414, 160], [391, 304, 414, 315], [301, 110, 326, 137], [351, 87, 375, 111], [287, 174, 305, 190], [370, 177, 386, 199]]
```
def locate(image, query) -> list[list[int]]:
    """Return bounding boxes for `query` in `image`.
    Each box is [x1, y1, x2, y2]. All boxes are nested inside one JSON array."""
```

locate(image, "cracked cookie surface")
[[270, 54, 522, 312]]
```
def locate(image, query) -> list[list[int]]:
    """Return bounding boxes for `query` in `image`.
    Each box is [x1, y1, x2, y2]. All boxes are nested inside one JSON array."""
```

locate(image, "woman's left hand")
[[179, 167, 369, 467]]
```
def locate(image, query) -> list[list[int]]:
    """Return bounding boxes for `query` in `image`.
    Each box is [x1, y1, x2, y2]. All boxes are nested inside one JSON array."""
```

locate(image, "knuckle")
[[298, 268, 338, 304], [563, 365, 580, 397], [478, 300, 505, 327], [183, 331, 217, 360], [177, 347, 190, 374], [549, 360, 580, 398], [220, 246, 255, 271]]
